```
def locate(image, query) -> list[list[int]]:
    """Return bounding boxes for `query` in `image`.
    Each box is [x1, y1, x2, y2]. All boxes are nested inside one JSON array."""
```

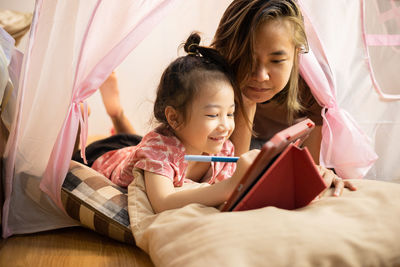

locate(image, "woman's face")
[[241, 19, 296, 103]]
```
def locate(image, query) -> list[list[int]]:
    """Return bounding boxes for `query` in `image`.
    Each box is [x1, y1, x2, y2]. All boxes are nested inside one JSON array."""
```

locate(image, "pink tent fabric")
[[298, 0, 378, 179], [4, 0, 391, 238], [2, 0, 178, 238], [361, 0, 400, 100], [39, 0, 178, 210]]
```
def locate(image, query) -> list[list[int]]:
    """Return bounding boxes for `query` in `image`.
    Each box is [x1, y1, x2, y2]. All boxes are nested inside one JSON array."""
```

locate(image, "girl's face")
[[175, 80, 235, 155], [242, 19, 296, 103]]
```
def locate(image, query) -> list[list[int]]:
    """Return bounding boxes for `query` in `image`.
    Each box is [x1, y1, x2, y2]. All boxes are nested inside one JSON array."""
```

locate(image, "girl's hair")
[[211, 0, 309, 123], [154, 33, 245, 128]]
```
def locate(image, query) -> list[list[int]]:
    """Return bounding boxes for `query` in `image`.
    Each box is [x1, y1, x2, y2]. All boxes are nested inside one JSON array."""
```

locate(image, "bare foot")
[[99, 71, 123, 119], [79, 102, 91, 116], [99, 71, 137, 135]]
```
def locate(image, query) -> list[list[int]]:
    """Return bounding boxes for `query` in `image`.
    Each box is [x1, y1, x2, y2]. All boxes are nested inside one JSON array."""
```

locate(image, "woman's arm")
[[302, 125, 322, 164], [230, 101, 257, 156], [144, 150, 260, 213]]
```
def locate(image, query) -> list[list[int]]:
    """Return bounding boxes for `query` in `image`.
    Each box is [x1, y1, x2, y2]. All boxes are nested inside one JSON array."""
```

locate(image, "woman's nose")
[[252, 64, 269, 82]]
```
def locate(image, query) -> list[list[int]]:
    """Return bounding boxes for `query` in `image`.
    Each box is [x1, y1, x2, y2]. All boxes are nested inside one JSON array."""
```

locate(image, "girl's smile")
[[209, 135, 228, 142]]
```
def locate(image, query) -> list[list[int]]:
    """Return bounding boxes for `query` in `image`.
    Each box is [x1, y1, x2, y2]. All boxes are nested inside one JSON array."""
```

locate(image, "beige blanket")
[[128, 169, 400, 267]]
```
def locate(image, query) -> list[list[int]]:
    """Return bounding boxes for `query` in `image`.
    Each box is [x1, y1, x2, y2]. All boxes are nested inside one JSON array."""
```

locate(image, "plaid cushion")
[[61, 160, 135, 245]]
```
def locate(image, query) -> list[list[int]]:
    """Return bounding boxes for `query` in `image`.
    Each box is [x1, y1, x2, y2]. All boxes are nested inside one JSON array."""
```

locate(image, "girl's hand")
[[230, 149, 260, 189], [145, 150, 261, 212], [316, 165, 357, 197]]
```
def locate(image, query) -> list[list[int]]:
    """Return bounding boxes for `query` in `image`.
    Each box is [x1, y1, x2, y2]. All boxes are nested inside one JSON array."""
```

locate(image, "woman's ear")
[[296, 46, 304, 56], [165, 106, 182, 130]]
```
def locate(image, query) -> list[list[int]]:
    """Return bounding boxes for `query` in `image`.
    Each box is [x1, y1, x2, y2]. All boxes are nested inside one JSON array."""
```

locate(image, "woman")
[[211, 0, 322, 163], [209, 0, 355, 195]]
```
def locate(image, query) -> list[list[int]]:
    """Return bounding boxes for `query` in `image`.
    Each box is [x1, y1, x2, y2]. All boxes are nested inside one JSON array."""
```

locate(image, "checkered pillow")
[[61, 160, 135, 245]]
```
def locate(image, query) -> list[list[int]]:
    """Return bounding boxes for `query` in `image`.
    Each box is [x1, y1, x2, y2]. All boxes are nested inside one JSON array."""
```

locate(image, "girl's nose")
[[218, 118, 228, 130], [217, 116, 232, 131]]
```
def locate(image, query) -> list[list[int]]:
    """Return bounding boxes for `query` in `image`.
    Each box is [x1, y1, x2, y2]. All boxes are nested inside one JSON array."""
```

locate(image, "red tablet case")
[[220, 119, 323, 214], [232, 143, 327, 211]]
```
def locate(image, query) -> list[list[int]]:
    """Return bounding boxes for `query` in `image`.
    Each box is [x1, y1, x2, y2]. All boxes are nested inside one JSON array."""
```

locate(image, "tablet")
[[220, 118, 315, 212]]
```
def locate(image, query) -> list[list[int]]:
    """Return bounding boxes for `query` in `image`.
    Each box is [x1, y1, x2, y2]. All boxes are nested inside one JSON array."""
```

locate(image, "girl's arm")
[[144, 150, 260, 213], [230, 100, 257, 156]]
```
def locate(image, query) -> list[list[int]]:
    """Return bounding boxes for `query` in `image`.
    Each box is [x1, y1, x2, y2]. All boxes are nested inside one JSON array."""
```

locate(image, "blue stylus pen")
[[184, 155, 239, 163]]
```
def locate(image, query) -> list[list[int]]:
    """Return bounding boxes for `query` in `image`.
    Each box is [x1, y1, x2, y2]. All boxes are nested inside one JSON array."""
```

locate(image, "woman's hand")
[[316, 165, 357, 197]]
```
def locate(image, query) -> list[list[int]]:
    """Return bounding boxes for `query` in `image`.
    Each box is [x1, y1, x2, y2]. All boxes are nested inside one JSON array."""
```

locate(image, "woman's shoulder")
[[297, 82, 323, 125]]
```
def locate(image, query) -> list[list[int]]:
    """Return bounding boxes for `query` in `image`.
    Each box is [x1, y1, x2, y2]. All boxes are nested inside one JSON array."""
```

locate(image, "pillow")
[[61, 160, 135, 245], [128, 171, 400, 267]]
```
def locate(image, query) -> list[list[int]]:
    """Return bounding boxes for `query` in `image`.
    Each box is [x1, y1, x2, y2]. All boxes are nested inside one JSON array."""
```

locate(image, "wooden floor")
[[0, 226, 154, 267]]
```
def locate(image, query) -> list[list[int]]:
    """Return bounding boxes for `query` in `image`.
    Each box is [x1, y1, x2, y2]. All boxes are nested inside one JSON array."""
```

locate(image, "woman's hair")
[[154, 33, 244, 128], [211, 0, 309, 123]]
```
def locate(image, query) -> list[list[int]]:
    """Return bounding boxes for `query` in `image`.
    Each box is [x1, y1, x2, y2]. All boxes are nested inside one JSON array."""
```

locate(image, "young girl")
[[90, 33, 258, 212]]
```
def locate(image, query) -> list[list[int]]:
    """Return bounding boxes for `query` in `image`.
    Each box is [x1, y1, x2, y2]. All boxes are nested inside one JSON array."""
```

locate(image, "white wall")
[[89, 1, 232, 136], [0, 0, 34, 12]]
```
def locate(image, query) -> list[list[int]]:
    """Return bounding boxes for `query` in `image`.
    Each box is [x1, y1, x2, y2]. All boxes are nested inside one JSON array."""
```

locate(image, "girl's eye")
[[206, 114, 218, 118], [227, 112, 234, 117]]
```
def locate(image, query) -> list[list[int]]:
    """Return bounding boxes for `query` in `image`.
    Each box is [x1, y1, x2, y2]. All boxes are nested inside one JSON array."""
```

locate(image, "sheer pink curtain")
[[39, 0, 178, 209], [298, 1, 378, 179], [2, 0, 177, 237], [361, 0, 400, 100]]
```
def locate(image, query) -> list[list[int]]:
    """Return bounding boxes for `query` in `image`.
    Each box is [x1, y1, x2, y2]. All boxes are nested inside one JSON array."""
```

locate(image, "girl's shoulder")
[[140, 126, 184, 151]]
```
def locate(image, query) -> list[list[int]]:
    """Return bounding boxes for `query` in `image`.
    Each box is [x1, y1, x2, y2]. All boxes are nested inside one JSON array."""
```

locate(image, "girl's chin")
[[206, 145, 225, 155]]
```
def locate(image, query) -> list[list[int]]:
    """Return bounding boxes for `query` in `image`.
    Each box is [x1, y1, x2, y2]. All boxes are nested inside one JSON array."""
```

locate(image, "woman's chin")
[[244, 92, 273, 104], [242, 87, 274, 103]]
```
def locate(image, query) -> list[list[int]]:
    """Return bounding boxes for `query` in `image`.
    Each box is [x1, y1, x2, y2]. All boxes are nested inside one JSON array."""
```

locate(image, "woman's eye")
[[206, 114, 218, 118], [272, 59, 285, 63], [227, 112, 235, 117]]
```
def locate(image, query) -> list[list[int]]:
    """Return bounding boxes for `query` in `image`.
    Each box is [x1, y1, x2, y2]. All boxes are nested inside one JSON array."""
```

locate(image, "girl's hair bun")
[[184, 32, 201, 55]]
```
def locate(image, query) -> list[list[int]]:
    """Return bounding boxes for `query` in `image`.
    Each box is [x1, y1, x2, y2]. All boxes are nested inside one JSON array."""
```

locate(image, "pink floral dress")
[[92, 127, 236, 187]]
